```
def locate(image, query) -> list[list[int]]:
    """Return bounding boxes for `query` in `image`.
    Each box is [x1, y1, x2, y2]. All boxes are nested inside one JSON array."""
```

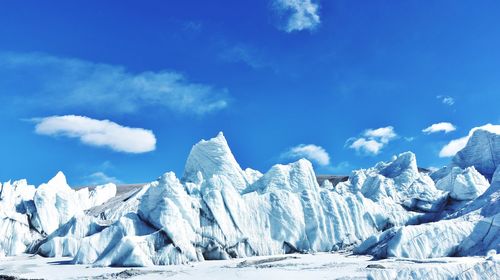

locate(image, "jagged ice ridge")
[[0, 129, 499, 269]]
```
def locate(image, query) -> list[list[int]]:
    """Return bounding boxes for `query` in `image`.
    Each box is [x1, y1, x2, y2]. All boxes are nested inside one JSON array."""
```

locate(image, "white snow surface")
[[0, 128, 499, 276], [0, 253, 498, 280]]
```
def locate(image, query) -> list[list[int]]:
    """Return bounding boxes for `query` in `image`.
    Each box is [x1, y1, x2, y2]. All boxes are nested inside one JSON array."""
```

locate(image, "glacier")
[[356, 128, 500, 259], [0, 128, 499, 272], [0, 172, 116, 258]]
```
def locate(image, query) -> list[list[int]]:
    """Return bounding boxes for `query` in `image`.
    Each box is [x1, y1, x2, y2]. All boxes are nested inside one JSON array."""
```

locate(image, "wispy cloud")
[[436, 95, 455, 106], [33, 115, 156, 153], [0, 52, 228, 115], [282, 144, 330, 166], [422, 122, 456, 134], [272, 0, 321, 32], [439, 123, 500, 157], [182, 21, 203, 33], [347, 126, 397, 155], [80, 172, 122, 186], [219, 45, 267, 69]]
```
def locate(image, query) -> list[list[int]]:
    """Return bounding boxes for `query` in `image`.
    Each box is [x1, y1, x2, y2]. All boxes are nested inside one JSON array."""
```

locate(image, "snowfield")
[[0, 126, 499, 279], [0, 252, 498, 280]]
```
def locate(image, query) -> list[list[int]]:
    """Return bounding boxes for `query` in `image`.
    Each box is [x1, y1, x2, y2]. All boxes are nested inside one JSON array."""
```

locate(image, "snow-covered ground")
[[1, 252, 498, 280]]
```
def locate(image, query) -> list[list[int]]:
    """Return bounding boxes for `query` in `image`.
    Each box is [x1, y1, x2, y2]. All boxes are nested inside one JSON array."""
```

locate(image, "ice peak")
[[183, 132, 249, 192], [378, 152, 418, 179], [216, 131, 224, 138], [199, 131, 227, 146], [158, 171, 179, 185], [246, 158, 318, 193], [46, 171, 68, 188], [452, 127, 500, 179]]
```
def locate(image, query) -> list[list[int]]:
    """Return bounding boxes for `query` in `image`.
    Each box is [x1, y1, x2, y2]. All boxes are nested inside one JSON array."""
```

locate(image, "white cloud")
[[422, 122, 456, 134], [273, 0, 321, 32], [347, 126, 397, 155], [33, 115, 156, 154], [0, 52, 228, 115], [439, 123, 500, 157], [348, 138, 384, 155], [81, 172, 122, 186], [439, 136, 469, 158], [219, 45, 267, 69], [282, 144, 330, 166], [437, 95, 455, 106], [363, 126, 397, 144]]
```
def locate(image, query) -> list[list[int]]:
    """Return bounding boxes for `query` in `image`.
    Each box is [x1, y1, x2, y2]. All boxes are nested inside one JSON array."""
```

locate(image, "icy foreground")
[[0, 129, 499, 274], [1, 253, 498, 280]]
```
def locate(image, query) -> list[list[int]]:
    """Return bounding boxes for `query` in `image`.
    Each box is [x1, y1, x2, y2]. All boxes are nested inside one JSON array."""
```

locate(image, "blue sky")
[[0, 0, 499, 186]]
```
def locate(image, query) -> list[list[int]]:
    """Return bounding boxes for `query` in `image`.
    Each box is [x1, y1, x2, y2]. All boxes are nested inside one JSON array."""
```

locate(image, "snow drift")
[[0, 128, 499, 267]]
